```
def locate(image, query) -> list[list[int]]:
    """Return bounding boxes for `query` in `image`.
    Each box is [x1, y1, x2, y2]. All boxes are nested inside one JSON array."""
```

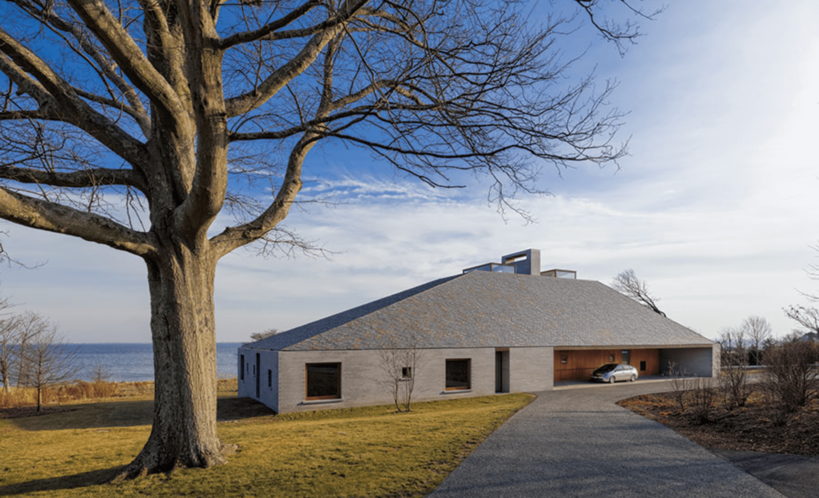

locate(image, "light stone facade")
[[238, 346, 556, 413]]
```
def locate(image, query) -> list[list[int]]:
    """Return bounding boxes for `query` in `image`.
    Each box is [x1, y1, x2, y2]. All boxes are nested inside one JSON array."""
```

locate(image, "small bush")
[[763, 340, 819, 424], [718, 327, 751, 409], [665, 361, 692, 412], [687, 376, 715, 425]]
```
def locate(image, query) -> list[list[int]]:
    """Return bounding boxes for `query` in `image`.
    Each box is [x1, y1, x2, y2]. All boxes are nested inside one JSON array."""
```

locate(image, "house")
[[238, 249, 718, 413]]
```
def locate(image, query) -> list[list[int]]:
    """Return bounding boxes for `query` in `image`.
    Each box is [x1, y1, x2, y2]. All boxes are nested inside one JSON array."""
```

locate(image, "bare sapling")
[[665, 361, 691, 412], [687, 376, 715, 425], [377, 335, 423, 413], [718, 327, 750, 409]]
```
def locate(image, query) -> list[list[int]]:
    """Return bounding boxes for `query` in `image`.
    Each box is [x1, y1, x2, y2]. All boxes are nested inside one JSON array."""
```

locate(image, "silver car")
[[591, 363, 638, 383]]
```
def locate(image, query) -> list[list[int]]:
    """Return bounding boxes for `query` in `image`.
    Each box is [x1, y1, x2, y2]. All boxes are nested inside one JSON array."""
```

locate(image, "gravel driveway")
[[428, 381, 784, 498]]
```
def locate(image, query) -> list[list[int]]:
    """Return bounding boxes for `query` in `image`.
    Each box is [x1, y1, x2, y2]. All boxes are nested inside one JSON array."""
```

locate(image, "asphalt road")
[[428, 381, 784, 498]]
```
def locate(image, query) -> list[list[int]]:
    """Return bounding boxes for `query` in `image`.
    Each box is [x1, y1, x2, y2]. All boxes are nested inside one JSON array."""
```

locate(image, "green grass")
[[0, 391, 533, 497]]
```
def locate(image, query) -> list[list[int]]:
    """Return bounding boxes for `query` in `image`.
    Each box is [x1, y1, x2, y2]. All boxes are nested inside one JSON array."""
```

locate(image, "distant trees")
[[248, 329, 278, 343], [612, 269, 666, 316], [742, 316, 772, 366], [0, 303, 78, 409], [0, 298, 17, 393], [25, 318, 79, 412]]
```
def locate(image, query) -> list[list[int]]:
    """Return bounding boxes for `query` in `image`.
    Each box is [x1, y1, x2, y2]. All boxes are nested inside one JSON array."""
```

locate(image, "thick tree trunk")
[[117, 245, 229, 479]]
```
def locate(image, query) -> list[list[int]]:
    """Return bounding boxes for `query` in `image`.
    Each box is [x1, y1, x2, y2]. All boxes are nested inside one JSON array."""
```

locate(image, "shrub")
[[763, 340, 819, 424], [687, 376, 715, 425], [718, 327, 751, 409], [665, 361, 692, 412]]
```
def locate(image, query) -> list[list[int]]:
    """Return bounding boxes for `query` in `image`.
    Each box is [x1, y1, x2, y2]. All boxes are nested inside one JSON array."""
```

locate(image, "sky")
[[1, 0, 818, 343]]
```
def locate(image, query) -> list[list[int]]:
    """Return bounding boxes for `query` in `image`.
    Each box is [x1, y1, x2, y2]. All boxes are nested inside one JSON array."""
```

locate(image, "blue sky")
[[1, 0, 817, 343]]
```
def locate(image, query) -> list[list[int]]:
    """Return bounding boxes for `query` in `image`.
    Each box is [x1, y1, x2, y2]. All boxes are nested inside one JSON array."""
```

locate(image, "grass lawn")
[[0, 390, 533, 497]]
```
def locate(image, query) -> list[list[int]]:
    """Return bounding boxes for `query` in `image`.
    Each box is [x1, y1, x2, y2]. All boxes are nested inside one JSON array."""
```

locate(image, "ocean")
[[71, 343, 242, 382]]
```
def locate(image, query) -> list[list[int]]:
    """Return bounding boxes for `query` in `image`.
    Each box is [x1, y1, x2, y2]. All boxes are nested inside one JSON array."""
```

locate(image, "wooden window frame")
[[305, 362, 342, 401], [445, 358, 471, 391]]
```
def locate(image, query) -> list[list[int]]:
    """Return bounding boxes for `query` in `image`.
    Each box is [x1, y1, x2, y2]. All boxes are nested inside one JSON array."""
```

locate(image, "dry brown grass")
[[0, 378, 238, 410]]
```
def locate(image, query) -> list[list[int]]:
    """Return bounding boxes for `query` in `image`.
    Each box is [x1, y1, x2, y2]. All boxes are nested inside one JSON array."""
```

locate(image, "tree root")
[[109, 442, 239, 483]]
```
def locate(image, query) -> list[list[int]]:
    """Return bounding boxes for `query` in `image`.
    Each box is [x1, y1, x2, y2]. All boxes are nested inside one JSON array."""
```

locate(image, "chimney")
[[501, 249, 541, 276]]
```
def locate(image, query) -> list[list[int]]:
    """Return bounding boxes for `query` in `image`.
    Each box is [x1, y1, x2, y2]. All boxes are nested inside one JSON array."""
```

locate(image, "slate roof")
[[248, 271, 713, 352]]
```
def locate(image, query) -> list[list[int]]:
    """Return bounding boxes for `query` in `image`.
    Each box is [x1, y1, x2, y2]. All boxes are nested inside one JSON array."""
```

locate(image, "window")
[[305, 363, 341, 400], [445, 359, 471, 391], [561, 355, 568, 364], [268, 369, 272, 387], [240, 355, 245, 380], [640, 361, 646, 372], [402, 367, 412, 379]]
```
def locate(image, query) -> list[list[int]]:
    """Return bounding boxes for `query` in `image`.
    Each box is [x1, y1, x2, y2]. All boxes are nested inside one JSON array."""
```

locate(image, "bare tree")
[[717, 327, 750, 409], [377, 338, 422, 413], [742, 316, 772, 366], [0, 0, 657, 475], [784, 305, 819, 338], [612, 269, 666, 316], [248, 329, 278, 344], [12, 310, 47, 388], [24, 315, 80, 412], [0, 296, 16, 392]]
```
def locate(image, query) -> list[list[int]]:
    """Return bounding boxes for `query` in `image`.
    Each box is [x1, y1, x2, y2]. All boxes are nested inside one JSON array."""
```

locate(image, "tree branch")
[[211, 132, 316, 257], [8, 0, 151, 136], [0, 165, 145, 191], [220, 0, 322, 49], [64, 0, 186, 123], [0, 29, 149, 171], [224, 0, 368, 117], [0, 186, 156, 256]]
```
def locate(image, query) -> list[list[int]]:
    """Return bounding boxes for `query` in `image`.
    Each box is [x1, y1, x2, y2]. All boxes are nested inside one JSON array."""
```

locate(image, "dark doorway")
[[495, 350, 509, 393], [255, 353, 261, 398], [640, 360, 647, 372]]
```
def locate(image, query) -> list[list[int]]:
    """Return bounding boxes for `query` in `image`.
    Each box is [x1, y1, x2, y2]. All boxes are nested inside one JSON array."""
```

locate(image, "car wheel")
[[629, 375, 636, 382], [608, 376, 615, 384]]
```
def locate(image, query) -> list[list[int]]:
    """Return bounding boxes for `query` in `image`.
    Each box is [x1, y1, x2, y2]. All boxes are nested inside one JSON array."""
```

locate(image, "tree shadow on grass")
[[3, 395, 274, 431], [0, 466, 125, 496]]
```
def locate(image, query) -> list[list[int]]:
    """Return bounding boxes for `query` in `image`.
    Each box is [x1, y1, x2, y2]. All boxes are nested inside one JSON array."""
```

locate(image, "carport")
[[553, 346, 715, 382]]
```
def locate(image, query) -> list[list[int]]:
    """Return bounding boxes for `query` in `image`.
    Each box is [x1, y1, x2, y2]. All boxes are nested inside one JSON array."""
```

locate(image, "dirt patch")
[[618, 388, 819, 456]]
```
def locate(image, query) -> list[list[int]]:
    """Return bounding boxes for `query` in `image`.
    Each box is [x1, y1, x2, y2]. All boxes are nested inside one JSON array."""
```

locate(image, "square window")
[[402, 367, 412, 379], [305, 363, 341, 400], [561, 355, 568, 364], [445, 359, 471, 391]]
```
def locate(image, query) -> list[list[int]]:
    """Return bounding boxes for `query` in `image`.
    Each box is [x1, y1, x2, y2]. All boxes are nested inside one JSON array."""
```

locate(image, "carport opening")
[[554, 349, 660, 381]]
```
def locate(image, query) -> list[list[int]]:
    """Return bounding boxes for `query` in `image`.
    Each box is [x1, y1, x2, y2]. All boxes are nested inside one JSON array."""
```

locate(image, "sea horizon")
[[64, 343, 242, 383]]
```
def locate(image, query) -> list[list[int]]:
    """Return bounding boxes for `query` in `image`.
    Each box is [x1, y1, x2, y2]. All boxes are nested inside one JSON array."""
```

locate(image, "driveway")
[[428, 381, 784, 498]]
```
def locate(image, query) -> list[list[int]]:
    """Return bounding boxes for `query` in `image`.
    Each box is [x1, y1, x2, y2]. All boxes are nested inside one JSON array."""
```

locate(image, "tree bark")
[[117, 244, 227, 478]]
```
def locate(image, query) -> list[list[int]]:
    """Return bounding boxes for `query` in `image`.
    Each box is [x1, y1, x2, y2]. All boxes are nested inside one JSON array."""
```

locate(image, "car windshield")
[[593, 364, 618, 374]]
